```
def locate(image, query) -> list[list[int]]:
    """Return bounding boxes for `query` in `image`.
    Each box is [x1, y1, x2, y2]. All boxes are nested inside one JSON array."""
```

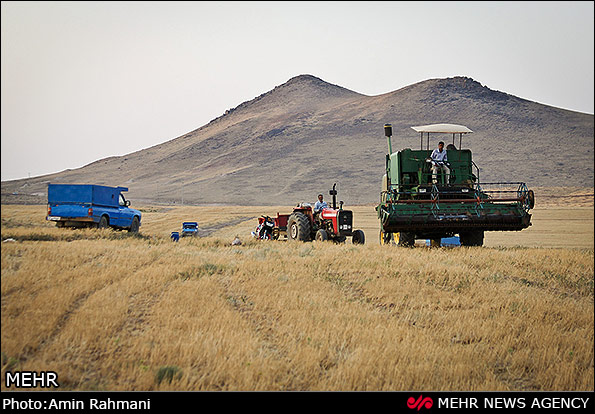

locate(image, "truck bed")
[[48, 184, 128, 207]]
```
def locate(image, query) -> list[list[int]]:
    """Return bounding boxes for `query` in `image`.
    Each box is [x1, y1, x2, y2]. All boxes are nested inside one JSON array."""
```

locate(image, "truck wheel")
[[98, 215, 109, 229], [128, 216, 140, 233], [460, 230, 484, 246], [352, 229, 365, 245], [287, 212, 311, 242], [397, 232, 415, 247], [315, 229, 329, 241]]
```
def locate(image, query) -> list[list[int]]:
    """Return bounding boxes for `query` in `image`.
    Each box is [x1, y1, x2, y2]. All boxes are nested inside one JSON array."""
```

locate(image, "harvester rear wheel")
[[287, 212, 311, 242], [460, 230, 484, 246]]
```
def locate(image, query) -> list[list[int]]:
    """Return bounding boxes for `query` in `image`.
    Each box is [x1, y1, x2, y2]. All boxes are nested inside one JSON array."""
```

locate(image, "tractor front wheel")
[[315, 229, 329, 241], [287, 212, 311, 242], [352, 229, 365, 245]]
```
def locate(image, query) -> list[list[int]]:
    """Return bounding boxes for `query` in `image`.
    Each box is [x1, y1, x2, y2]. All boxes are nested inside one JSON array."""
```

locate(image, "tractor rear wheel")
[[460, 230, 484, 246], [287, 212, 311, 242]]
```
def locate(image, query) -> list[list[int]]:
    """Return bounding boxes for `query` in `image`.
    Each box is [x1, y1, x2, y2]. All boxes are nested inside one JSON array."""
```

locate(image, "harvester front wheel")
[[397, 232, 415, 247], [287, 212, 311, 242], [380, 230, 395, 245]]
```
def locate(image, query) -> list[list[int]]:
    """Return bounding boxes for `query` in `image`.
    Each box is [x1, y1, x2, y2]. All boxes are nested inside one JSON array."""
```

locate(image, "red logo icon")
[[407, 395, 433, 410]]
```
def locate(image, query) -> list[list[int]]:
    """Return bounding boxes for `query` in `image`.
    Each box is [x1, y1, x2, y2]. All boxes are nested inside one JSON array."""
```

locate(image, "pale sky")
[[2, 1, 593, 181]]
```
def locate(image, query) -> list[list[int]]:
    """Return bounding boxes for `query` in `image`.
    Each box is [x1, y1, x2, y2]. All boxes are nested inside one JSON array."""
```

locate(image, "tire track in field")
[[196, 216, 257, 237], [19, 289, 97, 363], [321, 271, 400, 316], [16, 259, 159, 366], [0, 250, 111, 309], [218, 270, 381, 390], [111, 274, 176, 345], [215, 274, 293, 380], [63, 268, 178, 390], [322, 271, 544, 390]]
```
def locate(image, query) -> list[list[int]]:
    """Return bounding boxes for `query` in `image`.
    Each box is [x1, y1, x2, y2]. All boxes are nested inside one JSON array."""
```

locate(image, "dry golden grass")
[[1, 203, 593, 391]]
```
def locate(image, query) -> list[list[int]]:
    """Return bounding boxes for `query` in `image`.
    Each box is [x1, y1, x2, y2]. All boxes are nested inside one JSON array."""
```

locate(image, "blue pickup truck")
[[181, 222, 199, 237], [46, 184, 142, 232]]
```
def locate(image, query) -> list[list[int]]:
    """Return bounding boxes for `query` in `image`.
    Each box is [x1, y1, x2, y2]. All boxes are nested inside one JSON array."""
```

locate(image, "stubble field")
[[1, 201, 593, 391]]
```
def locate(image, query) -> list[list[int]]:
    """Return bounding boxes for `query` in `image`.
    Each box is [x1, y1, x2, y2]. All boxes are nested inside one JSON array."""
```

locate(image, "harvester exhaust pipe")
[[384, 124, 393, 154], [330, 183, 337, 209]]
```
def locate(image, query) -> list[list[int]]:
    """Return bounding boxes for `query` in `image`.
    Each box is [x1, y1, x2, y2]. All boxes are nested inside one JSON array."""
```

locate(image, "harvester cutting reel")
[[517, 183, 535, 212]]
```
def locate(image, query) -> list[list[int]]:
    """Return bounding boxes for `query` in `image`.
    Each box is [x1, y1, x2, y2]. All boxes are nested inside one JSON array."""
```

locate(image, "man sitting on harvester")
[[429, 141, 450, 184]]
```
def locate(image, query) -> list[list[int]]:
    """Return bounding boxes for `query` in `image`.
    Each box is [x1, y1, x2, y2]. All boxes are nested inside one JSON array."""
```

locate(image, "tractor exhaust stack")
[[330, 183, 337, 209]]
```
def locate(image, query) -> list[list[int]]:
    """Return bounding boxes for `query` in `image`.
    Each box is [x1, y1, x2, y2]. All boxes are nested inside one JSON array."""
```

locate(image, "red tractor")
[[262, 184, 365, 244]]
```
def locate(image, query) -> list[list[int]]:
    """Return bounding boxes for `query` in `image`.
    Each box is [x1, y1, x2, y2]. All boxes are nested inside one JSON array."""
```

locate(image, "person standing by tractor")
[[430, 141, 450, 184]]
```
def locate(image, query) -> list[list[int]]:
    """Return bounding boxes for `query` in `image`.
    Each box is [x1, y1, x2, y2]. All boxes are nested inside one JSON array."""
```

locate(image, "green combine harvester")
[[377, 123, 535, 247]]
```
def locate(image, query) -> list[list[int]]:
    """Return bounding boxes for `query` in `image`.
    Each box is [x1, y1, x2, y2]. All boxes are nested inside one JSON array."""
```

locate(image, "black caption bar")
[[1, 391, 593, 412]]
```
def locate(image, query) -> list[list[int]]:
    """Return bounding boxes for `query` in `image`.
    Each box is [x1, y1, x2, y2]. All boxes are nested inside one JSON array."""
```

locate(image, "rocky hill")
[[2, 75, 593, 206]]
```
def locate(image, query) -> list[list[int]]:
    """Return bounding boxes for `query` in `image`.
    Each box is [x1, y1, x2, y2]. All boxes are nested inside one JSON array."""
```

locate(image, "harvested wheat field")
[[1, 202, 593, 391]]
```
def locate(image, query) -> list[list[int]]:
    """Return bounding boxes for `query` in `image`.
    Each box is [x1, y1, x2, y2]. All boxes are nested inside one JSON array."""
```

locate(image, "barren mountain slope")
[[2, 75, 593, 205]]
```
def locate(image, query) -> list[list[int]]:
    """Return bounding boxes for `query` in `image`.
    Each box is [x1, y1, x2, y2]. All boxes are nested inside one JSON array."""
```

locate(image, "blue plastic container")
[[425, 236, 460, 247]]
